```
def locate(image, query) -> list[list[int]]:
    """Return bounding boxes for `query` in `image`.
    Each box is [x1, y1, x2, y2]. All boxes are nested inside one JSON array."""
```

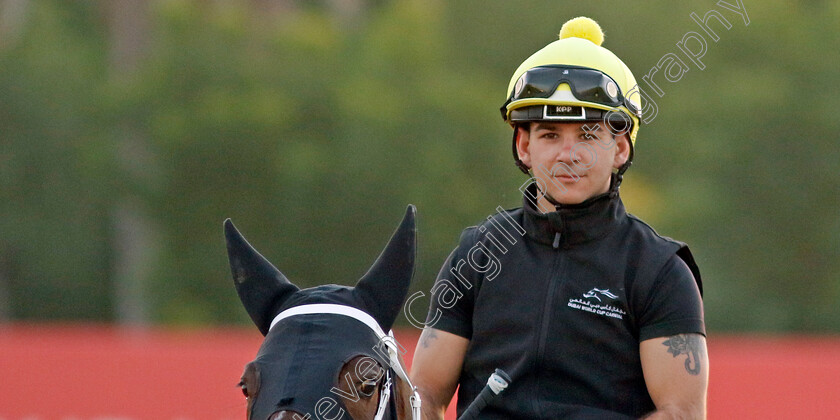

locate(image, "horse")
[[224, 205, 421, 420]]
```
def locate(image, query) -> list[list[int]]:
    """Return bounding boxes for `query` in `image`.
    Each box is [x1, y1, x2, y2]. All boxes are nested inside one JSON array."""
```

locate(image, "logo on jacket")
[[568, 287, 626, 320], [582, 288, 618, 302]]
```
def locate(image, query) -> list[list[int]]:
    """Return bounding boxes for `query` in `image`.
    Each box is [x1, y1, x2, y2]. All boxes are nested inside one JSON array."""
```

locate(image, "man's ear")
[[516, 125, 532, 168], [613, 134, 631, 168]]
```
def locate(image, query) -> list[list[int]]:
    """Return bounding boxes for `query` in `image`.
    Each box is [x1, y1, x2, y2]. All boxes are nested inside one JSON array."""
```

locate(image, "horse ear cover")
[[354, 204, 417, 332], [224, 219, 299, 335]]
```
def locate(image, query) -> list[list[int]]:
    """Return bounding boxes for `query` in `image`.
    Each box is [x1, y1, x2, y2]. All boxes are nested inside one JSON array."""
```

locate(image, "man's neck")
[[535, 195, 557, 214], [535, 189, 611, 213]]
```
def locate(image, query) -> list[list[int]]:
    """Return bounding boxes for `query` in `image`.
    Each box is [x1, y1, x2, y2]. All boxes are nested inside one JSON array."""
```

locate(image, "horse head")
[[225, 206, 418, 420]]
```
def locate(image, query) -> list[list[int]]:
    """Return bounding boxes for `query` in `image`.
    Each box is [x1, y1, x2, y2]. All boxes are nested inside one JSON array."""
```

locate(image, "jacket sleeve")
[[424, 227, 478, 339], [634, 253, 706, 341]]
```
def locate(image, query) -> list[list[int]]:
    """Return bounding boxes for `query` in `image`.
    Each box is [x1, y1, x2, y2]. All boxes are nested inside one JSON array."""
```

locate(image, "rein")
[[269, 304, 422, 420]]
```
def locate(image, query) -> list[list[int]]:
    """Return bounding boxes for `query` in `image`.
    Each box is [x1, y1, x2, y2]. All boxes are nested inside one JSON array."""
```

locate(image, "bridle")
[[269, 304, 422, 420]]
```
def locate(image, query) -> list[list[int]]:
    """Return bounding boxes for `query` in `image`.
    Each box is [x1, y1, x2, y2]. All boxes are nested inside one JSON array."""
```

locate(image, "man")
[[410, 17, 708, 419]]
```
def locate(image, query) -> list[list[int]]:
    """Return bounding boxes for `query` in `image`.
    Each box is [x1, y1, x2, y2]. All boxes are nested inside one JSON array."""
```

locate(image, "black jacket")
[[427, 188, 704, 419]]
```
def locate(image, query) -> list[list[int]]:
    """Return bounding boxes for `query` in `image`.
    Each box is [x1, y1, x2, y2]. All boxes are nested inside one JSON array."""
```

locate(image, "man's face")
[[516, 121, 630, 209]]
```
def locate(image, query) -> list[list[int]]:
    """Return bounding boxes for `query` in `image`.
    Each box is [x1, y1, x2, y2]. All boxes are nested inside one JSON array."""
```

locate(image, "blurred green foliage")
[[1, 0, 837, 332]]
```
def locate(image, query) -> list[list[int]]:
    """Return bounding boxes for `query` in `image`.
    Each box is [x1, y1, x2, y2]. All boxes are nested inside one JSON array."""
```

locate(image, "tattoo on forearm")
[[420, 328, 438, 349], [662, 334, 702, 375]]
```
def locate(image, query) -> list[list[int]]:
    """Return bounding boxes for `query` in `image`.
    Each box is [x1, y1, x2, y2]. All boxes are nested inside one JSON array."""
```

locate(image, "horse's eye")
[[359, 380, 377, 398]]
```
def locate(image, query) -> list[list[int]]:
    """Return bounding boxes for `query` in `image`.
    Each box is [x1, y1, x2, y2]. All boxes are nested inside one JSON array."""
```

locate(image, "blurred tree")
[[0, 0, 31, 321], [107, 0, 157, 325], [0, 0, 837, 332], [0, 0, 113, 320]]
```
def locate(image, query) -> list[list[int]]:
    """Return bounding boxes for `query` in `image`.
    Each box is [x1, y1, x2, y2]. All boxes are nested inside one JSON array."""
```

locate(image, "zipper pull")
[[552, 232, 561, 249]]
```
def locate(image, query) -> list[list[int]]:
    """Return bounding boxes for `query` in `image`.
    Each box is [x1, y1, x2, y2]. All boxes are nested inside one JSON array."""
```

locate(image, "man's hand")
[[640, 333, 709, 419], [410, 327, 470, 420]]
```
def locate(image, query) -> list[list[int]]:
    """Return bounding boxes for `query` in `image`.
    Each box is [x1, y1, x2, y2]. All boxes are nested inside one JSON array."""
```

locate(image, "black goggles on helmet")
[[500, 65, 641, 121]]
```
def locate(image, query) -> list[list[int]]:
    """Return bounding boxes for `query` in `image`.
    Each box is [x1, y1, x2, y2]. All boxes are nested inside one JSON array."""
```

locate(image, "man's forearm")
[[410, 327, 469, 420], [417, 386, 447, 420]]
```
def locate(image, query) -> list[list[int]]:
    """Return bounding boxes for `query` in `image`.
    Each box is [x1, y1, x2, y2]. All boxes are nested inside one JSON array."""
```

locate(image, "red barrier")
[[1, 324, 838, 419]]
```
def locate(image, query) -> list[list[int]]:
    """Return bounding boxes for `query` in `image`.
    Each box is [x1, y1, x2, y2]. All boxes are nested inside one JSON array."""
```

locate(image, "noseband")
[[269, 304, 422, 420]]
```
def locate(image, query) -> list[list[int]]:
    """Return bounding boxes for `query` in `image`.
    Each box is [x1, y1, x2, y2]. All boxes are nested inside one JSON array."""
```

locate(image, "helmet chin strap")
[[610, 139, 634, 196], [512, 129, 531, 175], [609, 153, 633, 198]]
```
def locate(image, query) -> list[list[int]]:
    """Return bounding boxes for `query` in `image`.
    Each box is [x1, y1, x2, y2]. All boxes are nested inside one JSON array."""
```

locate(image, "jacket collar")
[[521, 183, 626, 248]]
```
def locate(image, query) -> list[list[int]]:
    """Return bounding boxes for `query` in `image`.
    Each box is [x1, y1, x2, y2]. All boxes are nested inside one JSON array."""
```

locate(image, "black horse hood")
[[225, 206, 417, 419], [249, 312, 391, 419], [224, 205, 416, 335]]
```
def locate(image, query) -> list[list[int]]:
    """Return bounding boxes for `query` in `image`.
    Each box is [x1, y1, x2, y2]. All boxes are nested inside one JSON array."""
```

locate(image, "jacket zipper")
[[532, 230, 564, 412]]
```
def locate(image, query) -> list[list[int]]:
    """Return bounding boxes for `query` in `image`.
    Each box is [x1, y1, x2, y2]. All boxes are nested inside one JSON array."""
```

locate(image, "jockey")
[[411, 17, 708, 419]]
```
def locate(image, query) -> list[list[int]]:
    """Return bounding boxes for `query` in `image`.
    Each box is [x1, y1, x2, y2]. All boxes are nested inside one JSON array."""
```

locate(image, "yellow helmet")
[[501, 17, 642, 173]]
